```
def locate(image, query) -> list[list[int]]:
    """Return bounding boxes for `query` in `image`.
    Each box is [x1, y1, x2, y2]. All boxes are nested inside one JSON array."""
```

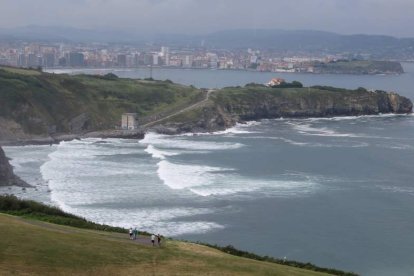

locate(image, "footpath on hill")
[[142, 89, 215, 128]]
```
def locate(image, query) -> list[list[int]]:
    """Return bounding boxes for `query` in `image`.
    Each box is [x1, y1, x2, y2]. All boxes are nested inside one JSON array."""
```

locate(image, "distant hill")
[[1, 26, 414, 59], [202, 29, 414, 59]]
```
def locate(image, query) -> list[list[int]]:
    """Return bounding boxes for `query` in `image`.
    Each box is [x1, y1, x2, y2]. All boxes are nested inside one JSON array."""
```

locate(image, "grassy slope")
[[0, 214, 331, 276], [0, 67, 202, 135], [211, 85, 388, 114]]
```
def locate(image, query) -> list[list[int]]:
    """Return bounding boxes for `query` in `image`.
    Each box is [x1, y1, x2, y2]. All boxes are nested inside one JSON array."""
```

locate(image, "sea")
[[2, 63, 414, 276]]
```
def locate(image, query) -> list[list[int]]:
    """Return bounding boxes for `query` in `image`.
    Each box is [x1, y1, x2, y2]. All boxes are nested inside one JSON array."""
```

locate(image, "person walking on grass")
[[133, 228, 137, 240], [151, 234, 155, 246], [129, 228, 133, 240], [157, 234, 161, 246]]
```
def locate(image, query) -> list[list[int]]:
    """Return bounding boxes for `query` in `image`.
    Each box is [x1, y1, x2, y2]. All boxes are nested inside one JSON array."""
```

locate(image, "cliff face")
[[0, 146, 30, 187], [217, 89, 412, 121], [162, 86, 413, 133]]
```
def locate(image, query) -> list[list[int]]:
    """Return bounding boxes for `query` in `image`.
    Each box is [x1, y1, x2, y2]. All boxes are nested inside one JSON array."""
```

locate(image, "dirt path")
[[142, 89, 215, 128]]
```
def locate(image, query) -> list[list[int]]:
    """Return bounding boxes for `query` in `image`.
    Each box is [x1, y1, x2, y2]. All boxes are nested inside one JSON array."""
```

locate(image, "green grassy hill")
[[0, 67, 202, 140], [0, 214, 337, 276], [0, 195, 357, 276]]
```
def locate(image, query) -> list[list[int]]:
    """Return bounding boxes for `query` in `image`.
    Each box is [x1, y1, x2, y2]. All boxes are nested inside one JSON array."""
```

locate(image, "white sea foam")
[[157, 160, 234, 190], [377, 185, 414, 196], [178, 121, 262, 137], [141, 132, 245, 151], [98, 207, 225, 236], [145, 145, 179, 159], [302, 113, 408, 122], [239, 136, 369, 148], [155, 158, 319, 197], [288, 122, 364, 138]]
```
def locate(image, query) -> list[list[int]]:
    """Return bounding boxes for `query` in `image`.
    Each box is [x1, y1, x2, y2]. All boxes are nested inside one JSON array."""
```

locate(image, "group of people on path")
[[129, 227, 139, 240], [151, 233, 162, 247], [129, 227, 162, 247]]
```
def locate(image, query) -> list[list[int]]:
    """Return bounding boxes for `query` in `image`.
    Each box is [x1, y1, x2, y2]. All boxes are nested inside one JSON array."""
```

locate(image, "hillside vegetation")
[[0, 195, 358, 276], [0, 66, 412, 140], [313, 60, 404, 74], [162, 84, 412, 133], [0, 67, 202, 140]]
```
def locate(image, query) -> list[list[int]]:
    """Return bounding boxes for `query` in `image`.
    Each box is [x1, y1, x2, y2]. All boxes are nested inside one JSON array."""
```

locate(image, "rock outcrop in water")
[[0, 146, 30, 187]]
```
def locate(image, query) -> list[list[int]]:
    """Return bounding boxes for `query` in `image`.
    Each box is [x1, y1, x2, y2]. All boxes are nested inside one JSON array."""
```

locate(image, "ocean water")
[[2, 64, 414, 275]]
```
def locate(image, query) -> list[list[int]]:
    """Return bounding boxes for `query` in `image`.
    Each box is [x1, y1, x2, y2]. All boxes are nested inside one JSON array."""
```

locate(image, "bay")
[[2, 63, 414, 276]]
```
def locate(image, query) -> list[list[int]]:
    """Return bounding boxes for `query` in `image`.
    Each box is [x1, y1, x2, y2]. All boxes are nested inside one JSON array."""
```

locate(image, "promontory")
[[0, 66, 412, 143]]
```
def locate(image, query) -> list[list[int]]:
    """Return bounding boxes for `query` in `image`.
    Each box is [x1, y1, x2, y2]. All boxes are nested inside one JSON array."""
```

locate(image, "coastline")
[[2, 112, 412, 147], [44, 65, 405, 76]]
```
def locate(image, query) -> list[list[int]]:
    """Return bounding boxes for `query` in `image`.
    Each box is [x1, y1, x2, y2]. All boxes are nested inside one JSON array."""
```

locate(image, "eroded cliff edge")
[[158, 86, 413, 133], [0, 67, 412, 140], [0, 146, 30, 187]]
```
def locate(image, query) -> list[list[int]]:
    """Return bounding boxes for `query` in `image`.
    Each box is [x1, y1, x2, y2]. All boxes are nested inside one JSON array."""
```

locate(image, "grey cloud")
[[0, 0, 413, 37]]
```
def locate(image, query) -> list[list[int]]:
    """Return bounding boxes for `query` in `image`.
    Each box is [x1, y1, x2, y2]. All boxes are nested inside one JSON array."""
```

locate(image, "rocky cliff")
[[1, 67, 412, 140], [161, 86, 413, 133], [0, 146, 30, 187]]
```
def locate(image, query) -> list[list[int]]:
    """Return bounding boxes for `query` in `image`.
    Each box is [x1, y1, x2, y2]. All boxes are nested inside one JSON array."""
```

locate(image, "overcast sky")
[[1, 0, 413, 37]]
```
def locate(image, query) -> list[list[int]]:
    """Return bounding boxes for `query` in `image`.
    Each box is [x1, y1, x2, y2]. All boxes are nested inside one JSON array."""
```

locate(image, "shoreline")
[[44, 65, 405, 76], [2, 112, 411, 147]]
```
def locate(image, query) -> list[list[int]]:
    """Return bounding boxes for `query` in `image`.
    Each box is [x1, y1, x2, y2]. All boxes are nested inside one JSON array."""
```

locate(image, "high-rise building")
[[152, 54, 159, 66], [43, 53, 55, 67], [117, 54, 127, 67], [161, 47, 170, 66], [68, 52, 84, 67], [18, 54, 27, 67], [27, 53, 39, 67], [184, 55, 193, 68]]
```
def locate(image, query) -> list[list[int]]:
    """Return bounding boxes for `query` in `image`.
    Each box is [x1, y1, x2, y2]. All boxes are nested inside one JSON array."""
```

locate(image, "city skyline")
[[1, 0, 414, 37]]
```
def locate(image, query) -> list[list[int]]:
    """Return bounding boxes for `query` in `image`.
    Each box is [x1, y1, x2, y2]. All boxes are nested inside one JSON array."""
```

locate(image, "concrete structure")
[[121, 113, 139, 130]]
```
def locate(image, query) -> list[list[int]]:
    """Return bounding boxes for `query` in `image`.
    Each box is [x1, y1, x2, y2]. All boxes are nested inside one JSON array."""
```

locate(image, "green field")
[[0, 214, 335, 276], [0, 195, 357, 276]]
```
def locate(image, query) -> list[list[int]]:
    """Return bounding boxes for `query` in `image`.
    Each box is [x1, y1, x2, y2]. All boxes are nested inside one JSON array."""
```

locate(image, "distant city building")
[[183, 55, 192, 68], [68, 52, 84, 67], [117, 54, 127, 67], [43, 53, 55, 67], [121, 113, 139, 130], [161, 47, 170, 66], [18, 54, 27, 67], [152, 54, 159, 66], [27, 53, 39, 67]]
